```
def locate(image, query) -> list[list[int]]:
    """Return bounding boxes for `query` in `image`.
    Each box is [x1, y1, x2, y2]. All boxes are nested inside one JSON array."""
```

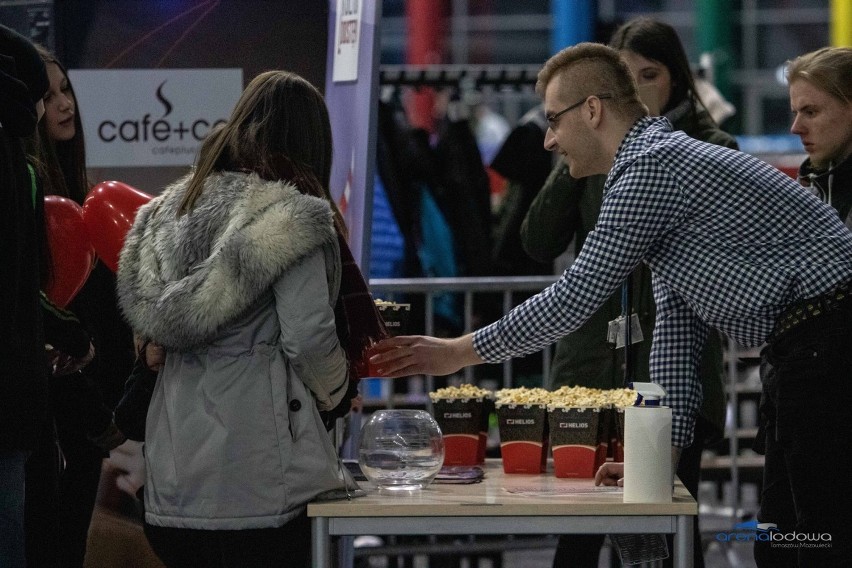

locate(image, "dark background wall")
[[45, 0, 329, 194]]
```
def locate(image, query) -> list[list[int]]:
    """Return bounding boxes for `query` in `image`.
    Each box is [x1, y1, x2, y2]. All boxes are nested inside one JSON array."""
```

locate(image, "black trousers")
[[24, 432, 61, 567], [551, 417, 710, 568], [144, 510, 312, 568], [754, 292, 852, 567], [56, 426, 104, 568]]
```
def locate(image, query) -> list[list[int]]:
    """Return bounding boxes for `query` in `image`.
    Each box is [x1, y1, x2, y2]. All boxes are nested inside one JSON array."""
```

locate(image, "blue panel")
[[551, 0, 595, 54]]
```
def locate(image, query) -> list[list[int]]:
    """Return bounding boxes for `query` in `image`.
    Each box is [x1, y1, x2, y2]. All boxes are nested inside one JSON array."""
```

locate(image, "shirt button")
[[289, 399, 302, 412]]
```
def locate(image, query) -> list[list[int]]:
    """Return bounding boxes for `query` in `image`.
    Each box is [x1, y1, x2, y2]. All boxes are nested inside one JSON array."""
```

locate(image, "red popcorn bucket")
[[431, 398, 488, 466], [548, 406, 607, 478], [496, 403, 549, 474], [476, 398, 495, 465]]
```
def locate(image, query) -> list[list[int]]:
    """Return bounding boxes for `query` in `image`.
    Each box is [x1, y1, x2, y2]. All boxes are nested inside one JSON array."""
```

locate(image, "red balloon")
[[44, 196, 96, 308], [82, 181, 153, 272]]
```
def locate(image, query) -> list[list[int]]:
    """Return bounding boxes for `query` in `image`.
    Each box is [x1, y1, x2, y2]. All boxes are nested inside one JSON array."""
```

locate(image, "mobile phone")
[[342, 459, 367, 481]]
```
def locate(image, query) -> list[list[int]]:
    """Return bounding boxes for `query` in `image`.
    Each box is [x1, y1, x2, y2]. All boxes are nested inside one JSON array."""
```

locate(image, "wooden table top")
[[308, 460, 697, 518]]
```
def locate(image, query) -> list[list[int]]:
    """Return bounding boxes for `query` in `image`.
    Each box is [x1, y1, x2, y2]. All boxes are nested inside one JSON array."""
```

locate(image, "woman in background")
[[27, 45, 133, 567], [521, 18, 738, 568], [117, 70, 353, 567]]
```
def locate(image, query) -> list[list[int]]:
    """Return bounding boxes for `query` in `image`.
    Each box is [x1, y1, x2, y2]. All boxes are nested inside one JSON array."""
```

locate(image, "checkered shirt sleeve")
[[474, 117, 852, 448]]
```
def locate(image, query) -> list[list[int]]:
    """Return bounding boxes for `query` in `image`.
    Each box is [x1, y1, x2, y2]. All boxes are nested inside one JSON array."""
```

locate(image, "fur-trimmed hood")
[[117, 171, 337, 350]]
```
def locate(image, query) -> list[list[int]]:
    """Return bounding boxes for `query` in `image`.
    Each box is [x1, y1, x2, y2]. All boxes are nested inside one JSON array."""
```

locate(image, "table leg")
[[674, 515, 693, 568], [338, 535, 354, 568], [312, 517, 330, 568]]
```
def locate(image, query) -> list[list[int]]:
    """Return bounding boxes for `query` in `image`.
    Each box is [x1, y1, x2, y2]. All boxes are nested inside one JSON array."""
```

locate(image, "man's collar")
[[603, 117, 671, 193]]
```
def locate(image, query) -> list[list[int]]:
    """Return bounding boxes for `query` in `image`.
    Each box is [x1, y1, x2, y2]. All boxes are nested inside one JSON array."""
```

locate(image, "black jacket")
[[0, 74, 50, 452], [0, 130, 90, 451], [798, 154, 852, 229]]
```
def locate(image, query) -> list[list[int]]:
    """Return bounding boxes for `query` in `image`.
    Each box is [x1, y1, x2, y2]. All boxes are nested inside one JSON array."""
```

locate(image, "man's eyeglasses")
[[546, 94, 613, 128]]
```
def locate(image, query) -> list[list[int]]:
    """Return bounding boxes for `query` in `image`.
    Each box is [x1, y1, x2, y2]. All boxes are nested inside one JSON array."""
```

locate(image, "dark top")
[[798, 153, 852, 229], [0, 81, 50, 452]]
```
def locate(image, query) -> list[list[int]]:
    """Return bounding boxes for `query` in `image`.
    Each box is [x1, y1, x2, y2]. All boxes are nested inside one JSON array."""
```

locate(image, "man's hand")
[[106, 440, 145, 496], [368, 334, 483, 378], [592, 447, 681, 489], [48, 341, 95, 376], [595, 462, 624, 487]]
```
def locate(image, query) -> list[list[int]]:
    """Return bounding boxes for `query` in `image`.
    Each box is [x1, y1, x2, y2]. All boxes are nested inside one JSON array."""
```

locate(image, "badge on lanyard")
[[606, 313, 643, 349], [606, 278, 644, 350]]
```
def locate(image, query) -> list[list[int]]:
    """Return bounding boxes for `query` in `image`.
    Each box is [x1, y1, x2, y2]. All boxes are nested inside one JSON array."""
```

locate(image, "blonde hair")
[[786, 46, 852, 105], [536, 42, 647, 121]]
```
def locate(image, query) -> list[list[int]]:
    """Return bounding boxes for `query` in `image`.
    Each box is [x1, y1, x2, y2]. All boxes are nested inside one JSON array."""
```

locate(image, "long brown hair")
[[27, 44, 90, 204], [608, 18, 707, 120], [178, 70, 347, 237]]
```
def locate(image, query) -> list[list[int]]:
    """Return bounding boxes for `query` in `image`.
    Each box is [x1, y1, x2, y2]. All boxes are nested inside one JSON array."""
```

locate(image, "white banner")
[[69, 69, 242, 167], [326, 0, 380, 268], [332, 0, 362, 82]]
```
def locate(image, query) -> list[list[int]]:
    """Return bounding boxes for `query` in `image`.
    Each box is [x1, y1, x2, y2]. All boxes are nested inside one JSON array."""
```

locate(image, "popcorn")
[[429, 384, 493, 402], [549, 386, 606, 407], [607, 388, 639, 408], [549, 386, 638, 407], [432, 385, 636, 407], [493, 387, 550, 406], [428, 384, 637, 473]]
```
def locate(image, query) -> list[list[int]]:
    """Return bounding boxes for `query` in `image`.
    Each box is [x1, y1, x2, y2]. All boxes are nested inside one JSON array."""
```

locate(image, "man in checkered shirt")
[[373, 43, 852, 566]]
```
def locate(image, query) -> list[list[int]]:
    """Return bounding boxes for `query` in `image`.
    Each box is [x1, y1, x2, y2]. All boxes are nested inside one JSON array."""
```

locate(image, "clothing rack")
[[379, 64, 540, 90]]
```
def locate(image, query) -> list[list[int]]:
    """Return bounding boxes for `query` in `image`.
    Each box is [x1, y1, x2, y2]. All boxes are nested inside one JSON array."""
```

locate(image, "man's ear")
[[585, 96, 605, 129]]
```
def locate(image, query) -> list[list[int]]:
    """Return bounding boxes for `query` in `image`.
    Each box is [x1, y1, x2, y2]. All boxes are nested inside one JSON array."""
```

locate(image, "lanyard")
[[621, 274, 633, 386], [27, 163, 37, 209]]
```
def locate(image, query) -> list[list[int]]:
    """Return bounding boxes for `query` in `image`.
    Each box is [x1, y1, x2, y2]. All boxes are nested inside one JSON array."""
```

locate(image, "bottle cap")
[[629, 382, 667, 406]]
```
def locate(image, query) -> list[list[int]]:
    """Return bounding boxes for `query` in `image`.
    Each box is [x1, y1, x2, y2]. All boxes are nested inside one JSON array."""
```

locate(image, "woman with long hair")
[[608, 17, 734, 146], [117, 70, 353, 567], [25, 45, 132, 568]]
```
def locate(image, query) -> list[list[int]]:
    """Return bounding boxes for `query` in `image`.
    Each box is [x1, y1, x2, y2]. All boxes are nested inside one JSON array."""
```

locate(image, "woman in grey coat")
[[117, 71, 351, 567]]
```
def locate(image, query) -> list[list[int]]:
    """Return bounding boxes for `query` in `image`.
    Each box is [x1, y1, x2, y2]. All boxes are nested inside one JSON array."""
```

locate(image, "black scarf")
[[322, 232, 389, 428]]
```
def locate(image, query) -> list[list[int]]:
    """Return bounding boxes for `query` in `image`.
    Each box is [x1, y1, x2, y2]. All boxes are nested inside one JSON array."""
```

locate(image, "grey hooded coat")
[[117, 171, 349, 529]]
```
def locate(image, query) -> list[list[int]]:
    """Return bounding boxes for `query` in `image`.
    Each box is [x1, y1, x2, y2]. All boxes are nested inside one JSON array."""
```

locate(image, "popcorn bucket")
[[375, 301, 411, 337], [548, 406, 608, 478], [362, 301, 411, 377], [432, 397, 488, 466], [476, 398, 495, 464], [496, 403, 549, 474]]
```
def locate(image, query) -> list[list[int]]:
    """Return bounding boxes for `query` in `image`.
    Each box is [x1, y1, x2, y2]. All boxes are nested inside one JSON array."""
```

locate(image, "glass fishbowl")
[[358, 409, 444, 492]]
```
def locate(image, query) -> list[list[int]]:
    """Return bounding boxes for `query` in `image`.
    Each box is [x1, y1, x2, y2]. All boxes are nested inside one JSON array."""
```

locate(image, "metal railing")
[[368, 275, 560, 394]]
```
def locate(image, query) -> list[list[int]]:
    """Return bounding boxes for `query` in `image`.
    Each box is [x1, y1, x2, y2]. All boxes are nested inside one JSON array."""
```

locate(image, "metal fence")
[[368, 275, 560, 394]]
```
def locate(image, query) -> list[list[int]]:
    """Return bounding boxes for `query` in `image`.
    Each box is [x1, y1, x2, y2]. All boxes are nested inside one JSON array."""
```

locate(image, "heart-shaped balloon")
[[44, 196, 96, 308], [82, 181, 153, 272]]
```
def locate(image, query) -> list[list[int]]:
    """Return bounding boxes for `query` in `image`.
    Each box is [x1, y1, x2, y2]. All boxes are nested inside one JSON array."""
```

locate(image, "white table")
[[308, 460, 697, 567]]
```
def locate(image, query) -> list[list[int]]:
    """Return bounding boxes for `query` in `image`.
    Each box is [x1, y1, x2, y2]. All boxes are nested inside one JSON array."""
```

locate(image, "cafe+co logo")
[[96, 79, 228, 156]]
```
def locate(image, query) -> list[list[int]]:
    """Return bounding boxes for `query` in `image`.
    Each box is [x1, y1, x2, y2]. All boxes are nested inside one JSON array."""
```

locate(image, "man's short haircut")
[[536, 42, 647, 121], [786, 46, 852, 105]]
